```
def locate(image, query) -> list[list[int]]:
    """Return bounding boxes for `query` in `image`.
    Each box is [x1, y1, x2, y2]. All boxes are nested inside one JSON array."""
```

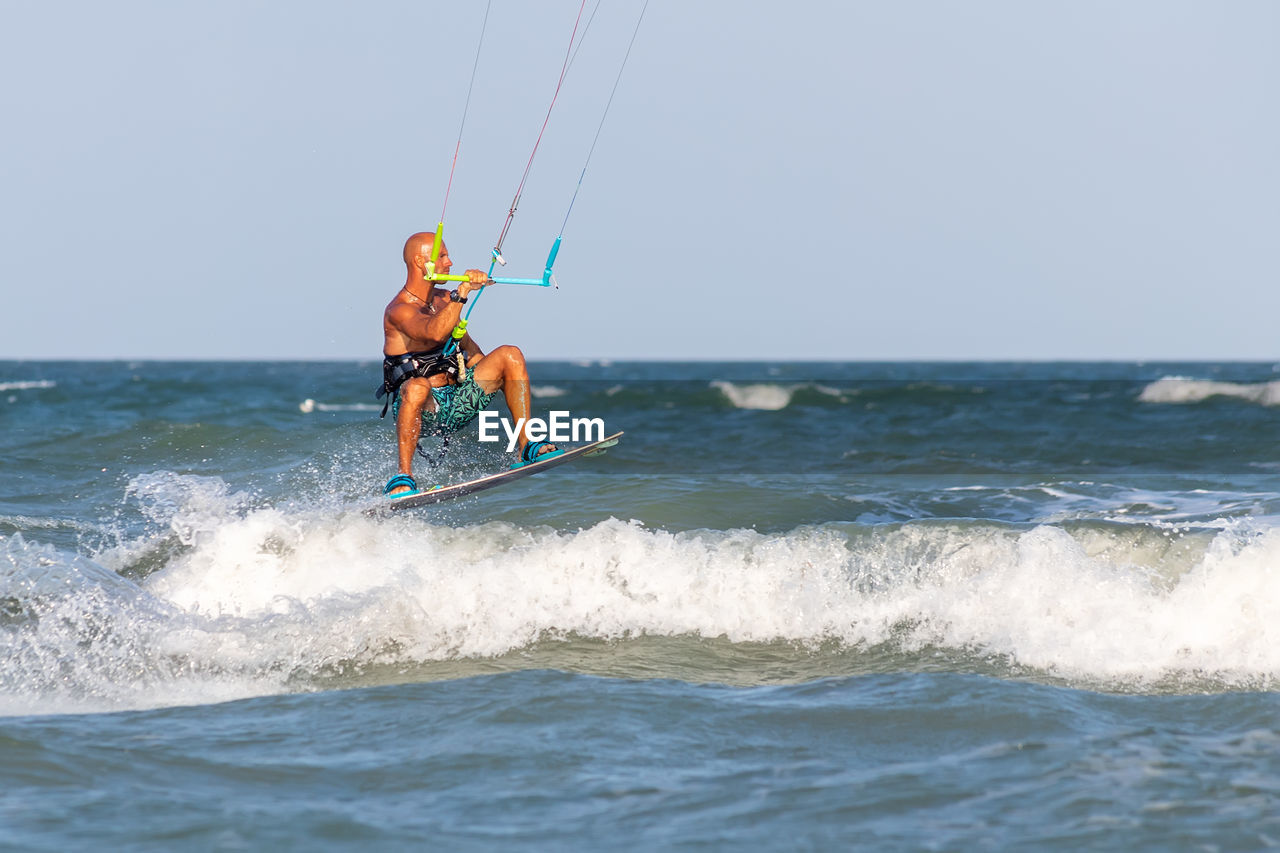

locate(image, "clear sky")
[[1, 1, 1276, 360]]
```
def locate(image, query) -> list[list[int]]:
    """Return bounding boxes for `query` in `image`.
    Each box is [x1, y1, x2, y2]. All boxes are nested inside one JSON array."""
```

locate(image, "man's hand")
[[458, 270, 490, 300]]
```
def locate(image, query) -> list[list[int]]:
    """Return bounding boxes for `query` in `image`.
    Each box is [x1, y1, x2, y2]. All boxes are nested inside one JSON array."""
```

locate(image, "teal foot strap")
[[384, 474, 420, 497], [510, 439, 565, 469]]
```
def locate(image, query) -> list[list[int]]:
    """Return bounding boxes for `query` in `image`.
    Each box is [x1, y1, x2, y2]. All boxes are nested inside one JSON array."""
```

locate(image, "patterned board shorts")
[[392, 367, 496, 435]]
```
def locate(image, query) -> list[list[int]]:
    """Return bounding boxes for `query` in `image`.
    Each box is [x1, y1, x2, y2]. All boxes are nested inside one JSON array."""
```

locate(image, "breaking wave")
[[1139, 377, 1280, 406], [298, 399, 382, 413], [711, 381, 845, 410], [4, 472, 1280, 714], [0, 380, 56, 392]]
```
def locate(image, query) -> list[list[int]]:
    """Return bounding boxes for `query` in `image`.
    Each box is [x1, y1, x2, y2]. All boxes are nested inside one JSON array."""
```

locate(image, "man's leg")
[[391, 378, 432, 494], [470, 345, 556, 458]]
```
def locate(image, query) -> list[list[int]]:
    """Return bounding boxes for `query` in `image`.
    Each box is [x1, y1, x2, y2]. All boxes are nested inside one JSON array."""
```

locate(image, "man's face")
[[424, 242, 452, 276]]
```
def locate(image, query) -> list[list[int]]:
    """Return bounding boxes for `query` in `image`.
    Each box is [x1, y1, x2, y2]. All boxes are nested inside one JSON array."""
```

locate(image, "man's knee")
[[473, 345, 528, 389], [400, 378, 430, 407], [494, 345, 526, 371]]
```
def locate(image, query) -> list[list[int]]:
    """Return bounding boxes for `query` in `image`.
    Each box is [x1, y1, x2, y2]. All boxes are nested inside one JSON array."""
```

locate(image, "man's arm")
[[390, 271, 490, 346], [387, 300, 459, 349]]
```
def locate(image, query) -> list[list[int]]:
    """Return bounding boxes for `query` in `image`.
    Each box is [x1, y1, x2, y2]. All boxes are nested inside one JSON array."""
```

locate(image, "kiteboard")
[[370, 431, 623, 513]]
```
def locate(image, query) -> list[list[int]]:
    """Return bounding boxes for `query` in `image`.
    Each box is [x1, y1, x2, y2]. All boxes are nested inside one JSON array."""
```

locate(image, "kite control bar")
[[423, 222, 558, 289], [423, 220, 560, 359]]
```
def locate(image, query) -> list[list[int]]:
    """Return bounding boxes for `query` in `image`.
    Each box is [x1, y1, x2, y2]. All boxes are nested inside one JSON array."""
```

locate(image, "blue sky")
[[1, 1, 1276, 360]]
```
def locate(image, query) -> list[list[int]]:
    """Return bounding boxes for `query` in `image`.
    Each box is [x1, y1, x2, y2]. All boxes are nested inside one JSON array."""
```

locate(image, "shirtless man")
[[378, 231, 559, 497]]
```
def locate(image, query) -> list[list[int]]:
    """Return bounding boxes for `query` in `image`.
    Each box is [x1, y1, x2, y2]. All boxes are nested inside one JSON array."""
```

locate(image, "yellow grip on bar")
[[425, 223, 445, 280]]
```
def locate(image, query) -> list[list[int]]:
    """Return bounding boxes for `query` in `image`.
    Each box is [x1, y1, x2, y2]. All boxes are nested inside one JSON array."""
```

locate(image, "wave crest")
[[711, 381, 844, 410], [6, 472, 1280, 713], [1139, 377, 1280, 405]]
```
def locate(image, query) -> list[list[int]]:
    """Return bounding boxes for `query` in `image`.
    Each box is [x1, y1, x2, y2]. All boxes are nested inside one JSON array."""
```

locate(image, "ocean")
[[2, 360, 1279, 849]]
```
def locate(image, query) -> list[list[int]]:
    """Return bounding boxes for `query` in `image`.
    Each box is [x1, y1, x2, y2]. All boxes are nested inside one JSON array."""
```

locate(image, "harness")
[[375, 347, 457, 418]]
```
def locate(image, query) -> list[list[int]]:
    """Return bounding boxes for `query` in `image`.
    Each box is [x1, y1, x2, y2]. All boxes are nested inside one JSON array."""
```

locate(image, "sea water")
[[2, 361, 1279, 849]]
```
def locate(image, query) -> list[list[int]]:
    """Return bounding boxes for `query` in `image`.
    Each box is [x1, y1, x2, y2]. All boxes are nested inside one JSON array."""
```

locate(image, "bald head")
[[403, 232, 436, 271]]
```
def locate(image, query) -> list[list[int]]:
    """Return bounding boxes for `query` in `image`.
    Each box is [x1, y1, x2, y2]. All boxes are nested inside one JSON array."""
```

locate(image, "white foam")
[[9, 473, 1280, 713], [531, 385, 568, 399], [0, 532, 271, 716], [133, 512, 1280, 686], [299, 399, 381, 413], [0, 380, 55, 392], [1138, 377, 1280, 405], [942, 482, 1269, 525], [711, 381, 795, 410], [711, 380, 849, 410]]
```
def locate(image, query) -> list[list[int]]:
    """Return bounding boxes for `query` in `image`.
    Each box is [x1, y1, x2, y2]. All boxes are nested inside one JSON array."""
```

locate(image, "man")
[[377, 231, 559, 497]]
